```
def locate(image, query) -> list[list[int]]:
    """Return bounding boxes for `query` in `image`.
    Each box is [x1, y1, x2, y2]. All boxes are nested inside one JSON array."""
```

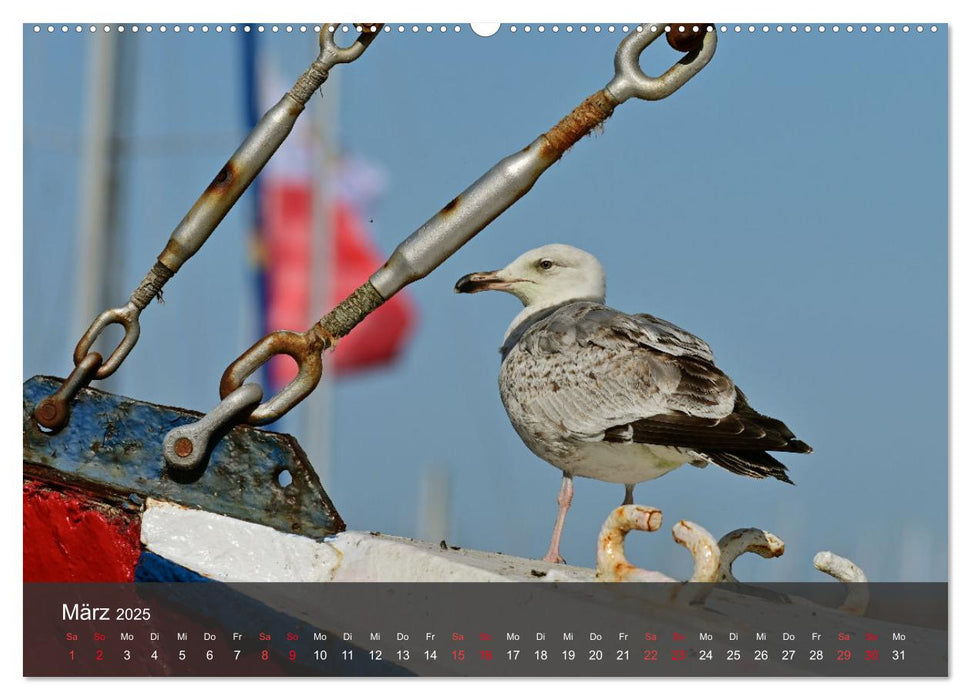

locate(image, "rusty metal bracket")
[[717, 528, 786, 582], [672, 520, 720, 583], [36, 23, 383, 432], [23, 376, 344, 539], [596, 505, 673, 582], [814, 551, 869, 615], [216, 23, 717, 427]]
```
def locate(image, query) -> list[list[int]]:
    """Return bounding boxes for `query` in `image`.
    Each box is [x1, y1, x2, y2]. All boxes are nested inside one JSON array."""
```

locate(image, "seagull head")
[[454, 244, 606, 310]]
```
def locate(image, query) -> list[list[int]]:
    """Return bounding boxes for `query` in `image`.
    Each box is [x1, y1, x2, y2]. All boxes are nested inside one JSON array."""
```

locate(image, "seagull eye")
[[538, 259, 554, 271]]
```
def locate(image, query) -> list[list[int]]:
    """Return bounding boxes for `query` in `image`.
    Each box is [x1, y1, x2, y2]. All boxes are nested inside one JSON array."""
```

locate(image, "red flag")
[[329, 198, 416, 374], [259, 172, 416, 387]]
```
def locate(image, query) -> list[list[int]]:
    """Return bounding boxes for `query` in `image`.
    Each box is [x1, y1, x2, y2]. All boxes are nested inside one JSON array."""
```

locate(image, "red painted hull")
[[23, 479, 142, 583]]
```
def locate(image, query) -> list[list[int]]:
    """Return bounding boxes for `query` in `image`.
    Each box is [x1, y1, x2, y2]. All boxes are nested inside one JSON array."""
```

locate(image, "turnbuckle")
[[165, 23, 717, 467], [36, 24, 383, 433]]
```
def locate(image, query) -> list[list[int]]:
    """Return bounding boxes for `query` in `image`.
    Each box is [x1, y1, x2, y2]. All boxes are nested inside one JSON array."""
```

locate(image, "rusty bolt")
[[35, 400, 58, 423], [666, 24, 712, 53], [34, 398, 66, 431], [173, 437, 194, 458]]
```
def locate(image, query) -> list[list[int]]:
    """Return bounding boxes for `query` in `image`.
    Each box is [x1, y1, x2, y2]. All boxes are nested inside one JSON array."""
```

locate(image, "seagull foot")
[[542, 551, 566, 565]]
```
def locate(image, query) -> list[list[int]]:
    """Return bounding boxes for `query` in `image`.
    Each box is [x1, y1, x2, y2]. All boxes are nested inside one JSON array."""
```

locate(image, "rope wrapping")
[[129, 262, 175, 310], [541, 89, 618, 159], [288, 62, 330, 105], [316, 281, 386, 342]]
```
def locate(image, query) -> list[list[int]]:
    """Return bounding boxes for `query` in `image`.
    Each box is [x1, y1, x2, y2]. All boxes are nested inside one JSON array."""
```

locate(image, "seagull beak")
[[454, 270, 521, 294]]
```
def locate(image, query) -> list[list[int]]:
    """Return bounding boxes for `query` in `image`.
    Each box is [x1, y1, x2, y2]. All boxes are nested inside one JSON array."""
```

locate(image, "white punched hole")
[[471, 23, 501, 37]]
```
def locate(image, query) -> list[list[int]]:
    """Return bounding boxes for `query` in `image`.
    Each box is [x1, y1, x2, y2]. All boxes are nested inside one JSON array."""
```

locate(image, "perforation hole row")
[[31, 24, 940, 35]]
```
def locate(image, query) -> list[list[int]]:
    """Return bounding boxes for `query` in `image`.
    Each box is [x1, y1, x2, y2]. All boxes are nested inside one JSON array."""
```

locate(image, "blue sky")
[[23, 23, 947, 581]]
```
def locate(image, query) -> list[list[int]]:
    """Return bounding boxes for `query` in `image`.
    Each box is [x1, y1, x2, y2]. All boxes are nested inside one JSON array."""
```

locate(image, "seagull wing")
[[506, 302, 811, 462]]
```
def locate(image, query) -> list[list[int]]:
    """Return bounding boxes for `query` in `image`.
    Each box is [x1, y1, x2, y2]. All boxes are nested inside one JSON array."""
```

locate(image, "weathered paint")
[[23, 479, 141, 582], [141, 500, 340, 582], [23, 375, 343, 538], [328, 531, 591, 583], [139, 498, 594, 583], [134, 551, 208, 582]]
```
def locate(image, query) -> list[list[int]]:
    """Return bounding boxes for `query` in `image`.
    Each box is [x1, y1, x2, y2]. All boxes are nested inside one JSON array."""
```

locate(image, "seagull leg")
[[543, 472, 574, 564], [623, 484, 635, 506]]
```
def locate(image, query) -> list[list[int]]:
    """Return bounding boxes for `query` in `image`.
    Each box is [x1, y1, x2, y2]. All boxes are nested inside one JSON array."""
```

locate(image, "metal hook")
[[596, 505, 673, 582], [219, 329, 326, 426], [606, 24, 717, 103], [594, 508, 724, 587], [814, 551, 869, 615], [73, 301, 141, 380], [716, 528, 786, 582], [163, 383, 264, 471], [218, 281, 384, 425], [672, 520, 721, 583]]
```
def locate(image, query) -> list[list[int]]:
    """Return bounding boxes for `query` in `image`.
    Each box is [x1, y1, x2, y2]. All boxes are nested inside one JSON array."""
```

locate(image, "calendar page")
[[22, 16, 948, 679]]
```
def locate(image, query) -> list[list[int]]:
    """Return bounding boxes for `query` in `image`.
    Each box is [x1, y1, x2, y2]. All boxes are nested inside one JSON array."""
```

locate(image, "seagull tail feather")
[[705, 450, 795, 485], [784, 439, 813, 454]]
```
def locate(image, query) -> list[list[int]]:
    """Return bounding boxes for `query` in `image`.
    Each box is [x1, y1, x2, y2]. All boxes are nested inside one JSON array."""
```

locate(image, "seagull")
[[455, 244, 811, 564]]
